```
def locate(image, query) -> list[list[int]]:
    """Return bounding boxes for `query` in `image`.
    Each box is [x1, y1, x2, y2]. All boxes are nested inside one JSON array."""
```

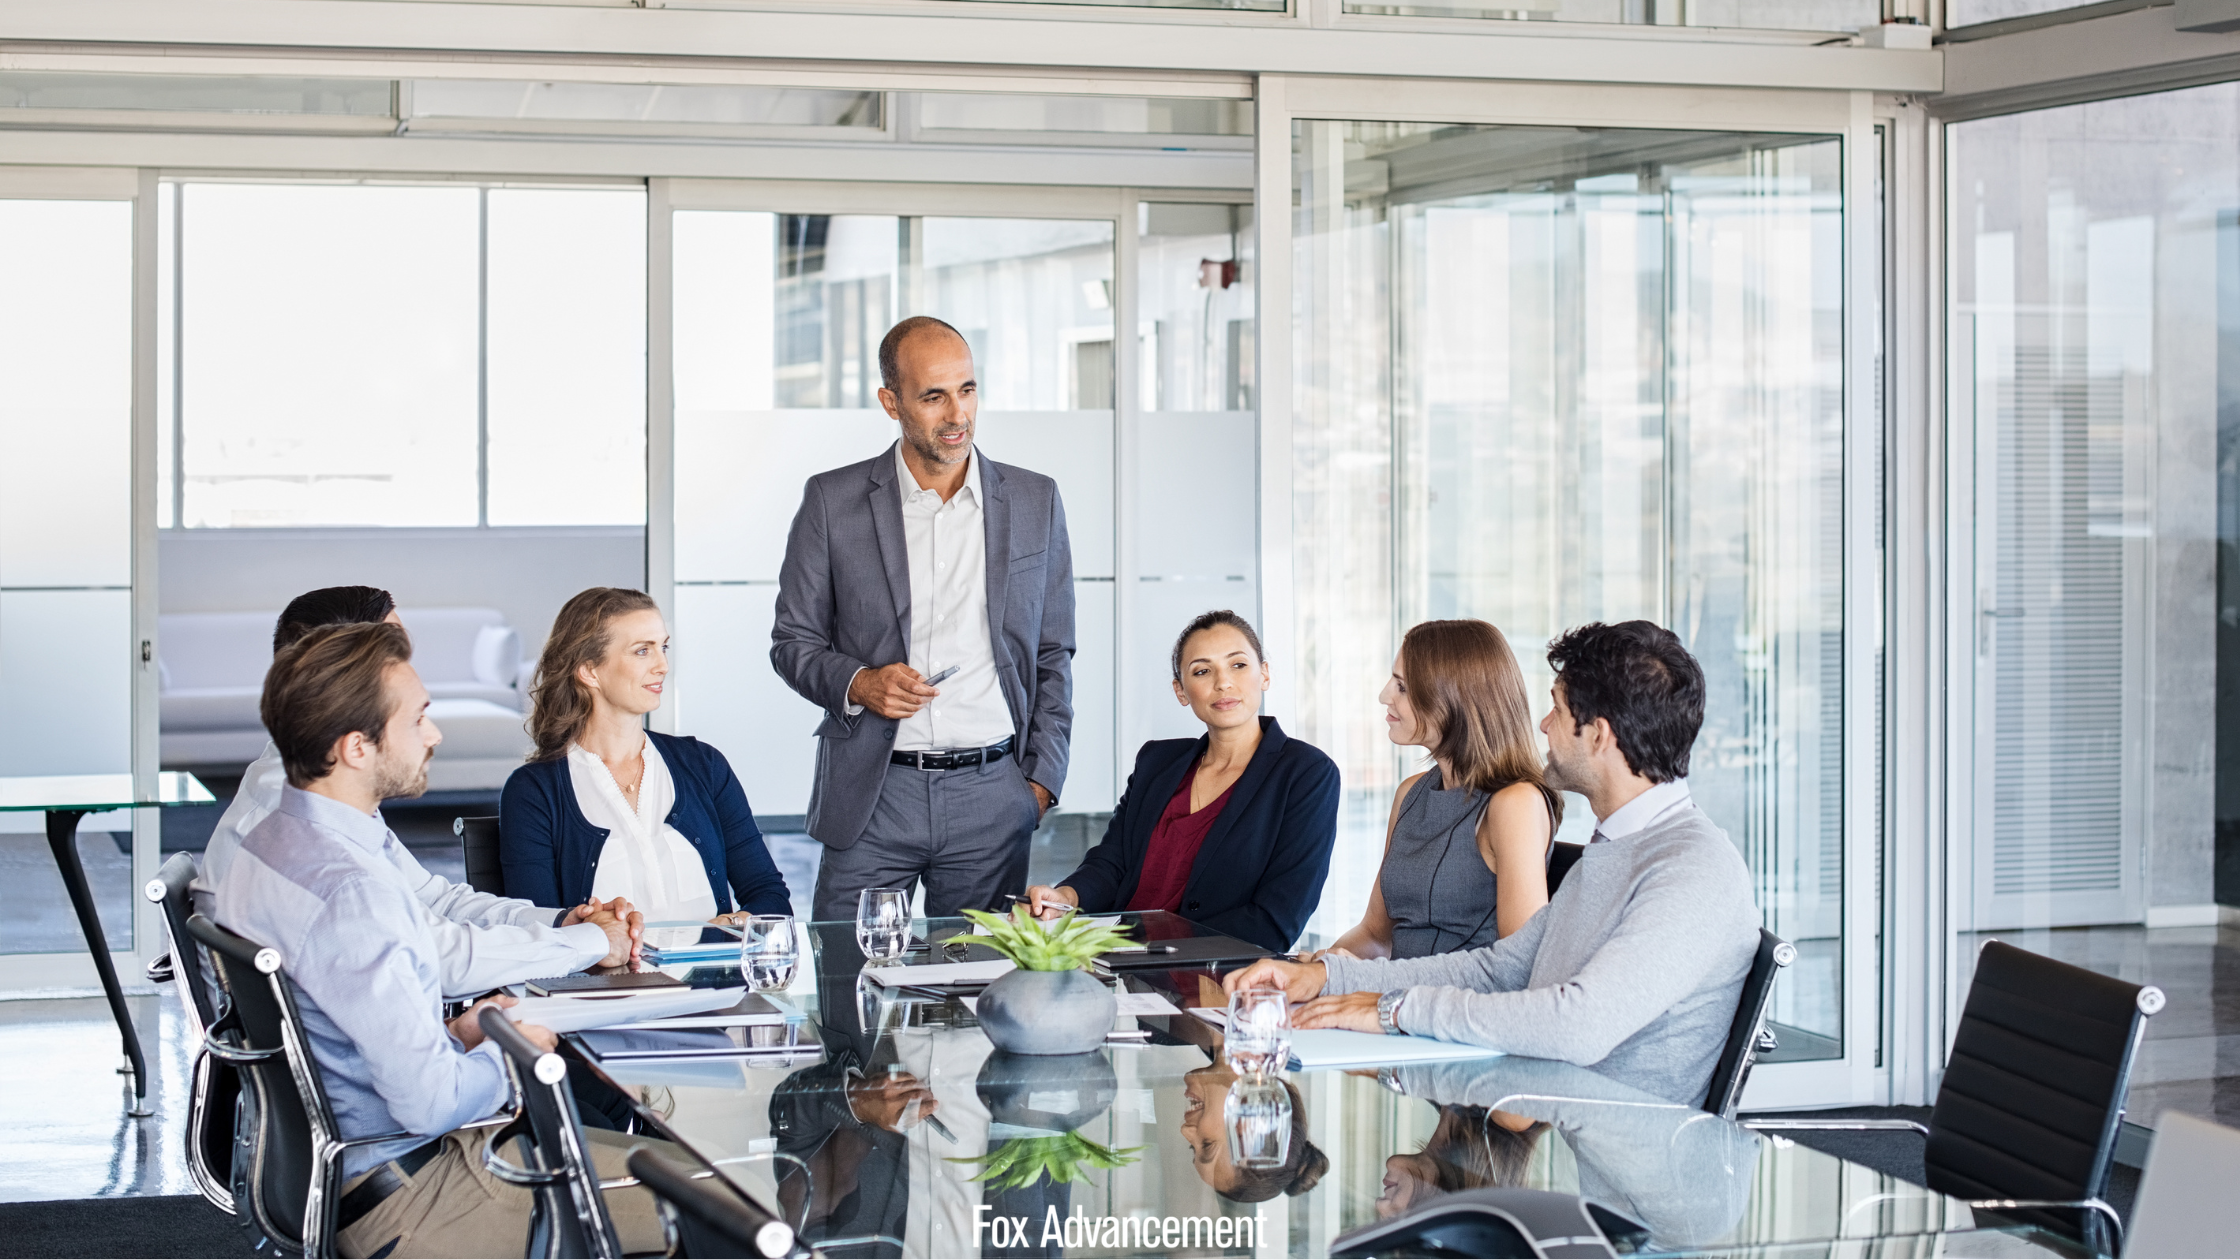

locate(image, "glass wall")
[[672, 210, 1119, 817], [1950, 82, 2240, 1125], [0, 196, 136, 951], [162, 182, 645, 529], [1341, 0, 1876, 33], [1294, 121, 1850, 1056], [1131, 202, 1259, 753]]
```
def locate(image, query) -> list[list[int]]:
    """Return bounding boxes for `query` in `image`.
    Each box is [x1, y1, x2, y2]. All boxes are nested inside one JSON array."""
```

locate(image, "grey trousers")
[[812, 754, 1040, 922]]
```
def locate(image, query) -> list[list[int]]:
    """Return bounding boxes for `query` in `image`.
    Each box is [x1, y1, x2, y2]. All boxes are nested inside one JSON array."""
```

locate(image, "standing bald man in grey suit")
[[772, 316, 1076, 922]]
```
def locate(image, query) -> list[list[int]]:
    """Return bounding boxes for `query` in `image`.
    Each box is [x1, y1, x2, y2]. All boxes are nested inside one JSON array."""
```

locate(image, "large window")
[[1950, 83, 2240, 1125], [1294, 121, 1852, 1057], [156, 182, 647, 530]]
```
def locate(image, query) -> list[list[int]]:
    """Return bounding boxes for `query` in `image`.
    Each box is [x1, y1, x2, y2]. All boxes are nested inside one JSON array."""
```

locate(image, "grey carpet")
[[0, 1195, 256, 1258]]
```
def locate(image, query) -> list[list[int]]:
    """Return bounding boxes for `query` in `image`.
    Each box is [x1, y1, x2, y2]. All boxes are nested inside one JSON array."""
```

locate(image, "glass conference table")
[[571, 918, 2088, 1259], [0, 771, 215, 1117]]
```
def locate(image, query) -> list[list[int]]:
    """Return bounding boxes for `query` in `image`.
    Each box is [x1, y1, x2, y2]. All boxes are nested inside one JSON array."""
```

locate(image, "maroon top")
[[1126, 764, 1238, 914]]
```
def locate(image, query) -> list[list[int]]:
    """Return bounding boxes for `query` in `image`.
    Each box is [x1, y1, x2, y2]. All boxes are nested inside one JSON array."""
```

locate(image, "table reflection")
[[577, 919, 2078, 1260]]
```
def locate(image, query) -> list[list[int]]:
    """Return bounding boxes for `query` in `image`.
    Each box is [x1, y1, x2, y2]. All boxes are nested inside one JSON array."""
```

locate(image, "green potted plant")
[[949, 1050, 1141, 1188], [958, 906, 1134, 1054]]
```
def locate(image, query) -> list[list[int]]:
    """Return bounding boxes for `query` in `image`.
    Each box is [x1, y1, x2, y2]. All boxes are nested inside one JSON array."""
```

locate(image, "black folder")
[[1096, 933, 1272, 970]]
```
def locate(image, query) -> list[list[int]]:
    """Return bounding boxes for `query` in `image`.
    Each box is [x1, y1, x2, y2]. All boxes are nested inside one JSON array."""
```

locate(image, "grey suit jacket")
[[771, 442, 1076, 849]]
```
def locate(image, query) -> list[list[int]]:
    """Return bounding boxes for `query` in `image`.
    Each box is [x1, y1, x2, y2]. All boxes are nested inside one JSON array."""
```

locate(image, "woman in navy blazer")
[[1025, 611, 1340, 953], [500, 588, 791, 920]]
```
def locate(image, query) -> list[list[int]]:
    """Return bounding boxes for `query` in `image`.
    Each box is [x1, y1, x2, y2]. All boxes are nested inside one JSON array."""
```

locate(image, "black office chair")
[[1747, 939, 2162, 1253], [626, 1146, 799, 1259], [477, 1007, 624, 1260], [145, 854, 240, 1216], [1331, 1187, 1626, 1258], [186, 912, 418, 1259], [1700, 928, 1795, 1120], [1546, 841, 1585, 895], [455, 815, 505, 897]]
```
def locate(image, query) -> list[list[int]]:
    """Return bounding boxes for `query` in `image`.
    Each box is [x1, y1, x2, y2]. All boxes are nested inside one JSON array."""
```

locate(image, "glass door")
[[1287, 115, 1869, 1087]]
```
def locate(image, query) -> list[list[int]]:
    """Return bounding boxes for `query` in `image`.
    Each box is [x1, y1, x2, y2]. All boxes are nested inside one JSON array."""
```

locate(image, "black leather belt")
[[338, 1139, 442, 1230], [890, 737, 1013, 771]]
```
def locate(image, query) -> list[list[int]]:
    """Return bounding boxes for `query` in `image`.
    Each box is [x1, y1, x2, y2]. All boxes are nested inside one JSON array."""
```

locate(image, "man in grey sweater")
[[1224, 621, 1759, 1107]]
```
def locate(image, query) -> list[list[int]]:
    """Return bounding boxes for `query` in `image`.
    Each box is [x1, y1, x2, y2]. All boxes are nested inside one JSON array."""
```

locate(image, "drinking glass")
[[856, 887, 911, 962], [1225, 1075, 1293, 1170], [739, 915, 799, 992], [1225, 985, 1293, 1078]]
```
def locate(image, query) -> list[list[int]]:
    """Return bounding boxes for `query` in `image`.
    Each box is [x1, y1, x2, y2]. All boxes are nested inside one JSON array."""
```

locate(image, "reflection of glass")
[[1225, 1075, 1292, 1169], [856, 887, 910, 961], [739, 914, 799, 991], [1224, 986, 1291, 1077], [1179, 1062, 1327, 1204], [1292, 120, 1852, 1058]]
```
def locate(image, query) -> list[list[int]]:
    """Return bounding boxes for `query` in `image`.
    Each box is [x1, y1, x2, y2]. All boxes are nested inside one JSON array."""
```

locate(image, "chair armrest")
[[480, 1120, 560, 1188], [335, 1131, 421, 1151], [146, 952, 175, 985], [1967, 1197, 2123, 1246], [201, 1040, 282, 1065], [1744, 1118, 1932, 1138]]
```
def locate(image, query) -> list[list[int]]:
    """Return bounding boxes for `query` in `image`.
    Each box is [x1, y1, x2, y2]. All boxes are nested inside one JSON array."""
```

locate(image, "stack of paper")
[[861, 959, 1014, 988], [505, 986, 744, 1035]]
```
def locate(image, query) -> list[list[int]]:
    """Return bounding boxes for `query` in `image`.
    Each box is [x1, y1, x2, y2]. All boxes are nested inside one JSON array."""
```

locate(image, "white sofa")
[[159, 607, 537, 790]]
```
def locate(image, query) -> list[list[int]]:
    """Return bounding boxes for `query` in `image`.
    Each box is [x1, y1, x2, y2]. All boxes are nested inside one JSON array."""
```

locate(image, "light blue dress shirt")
[[211, 786, 513, 1177]]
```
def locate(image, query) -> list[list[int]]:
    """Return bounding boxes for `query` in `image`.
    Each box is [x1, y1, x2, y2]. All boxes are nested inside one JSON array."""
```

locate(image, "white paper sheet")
[[1187, 1007, 1502, 1071], [506, 987, 744, 1035], [861, 959, 1016, 987]]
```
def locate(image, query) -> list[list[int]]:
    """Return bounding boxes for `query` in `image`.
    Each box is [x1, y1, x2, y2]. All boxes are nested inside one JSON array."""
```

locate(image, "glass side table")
[[0, 772, 216, 1116]]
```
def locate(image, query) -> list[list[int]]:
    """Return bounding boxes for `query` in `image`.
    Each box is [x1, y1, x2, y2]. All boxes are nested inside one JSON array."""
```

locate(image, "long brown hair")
[[1399, 619, 1562, 827], [528, 587, 659, 762]]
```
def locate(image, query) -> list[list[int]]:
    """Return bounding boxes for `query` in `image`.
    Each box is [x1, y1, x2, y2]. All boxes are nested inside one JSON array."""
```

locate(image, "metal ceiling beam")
[[0, 0, 1943, 94]]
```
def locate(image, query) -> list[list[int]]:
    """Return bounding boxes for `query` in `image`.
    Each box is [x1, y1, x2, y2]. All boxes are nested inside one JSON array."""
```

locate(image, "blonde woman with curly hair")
[[499, 587, 790, 925]]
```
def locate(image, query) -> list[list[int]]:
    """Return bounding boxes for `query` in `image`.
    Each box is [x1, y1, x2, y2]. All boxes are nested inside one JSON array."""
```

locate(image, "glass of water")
[[856, 887, 911, 963], [1225, 985, 1293, 1079], [739, 915, 798, 992], [1225, 1075, 1293, 1170]]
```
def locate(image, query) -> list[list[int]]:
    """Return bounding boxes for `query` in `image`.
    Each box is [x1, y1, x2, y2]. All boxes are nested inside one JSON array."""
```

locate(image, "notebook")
[[1097, 933, 1273, 971]]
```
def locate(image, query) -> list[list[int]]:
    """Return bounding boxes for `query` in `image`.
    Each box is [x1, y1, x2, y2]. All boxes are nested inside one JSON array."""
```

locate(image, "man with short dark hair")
[[211, 622, 671, 1258], [1223, 620, 1759, 1107], [199, 585, 636, 995], [773, 316, 1076, 920]]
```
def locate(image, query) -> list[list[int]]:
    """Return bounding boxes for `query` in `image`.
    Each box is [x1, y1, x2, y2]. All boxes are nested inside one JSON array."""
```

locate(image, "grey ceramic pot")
[[976, 1050, 1119, 1131], [976, 967, 1117, 1055]]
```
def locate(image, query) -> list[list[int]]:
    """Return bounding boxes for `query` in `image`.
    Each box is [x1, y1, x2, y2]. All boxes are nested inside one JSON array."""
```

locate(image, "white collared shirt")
[[570, 737, 719, 925], [889, 440, 1011, 752], [1590, 777, 1694, 843]]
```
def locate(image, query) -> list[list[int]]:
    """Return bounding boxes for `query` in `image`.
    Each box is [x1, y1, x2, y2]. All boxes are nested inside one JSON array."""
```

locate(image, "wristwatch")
[[1376, 989, 1407, 1036]]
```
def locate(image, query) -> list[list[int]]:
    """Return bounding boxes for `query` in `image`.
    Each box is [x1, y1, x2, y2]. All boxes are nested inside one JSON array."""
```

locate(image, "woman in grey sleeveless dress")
[[1321, 619, 1564, 961]]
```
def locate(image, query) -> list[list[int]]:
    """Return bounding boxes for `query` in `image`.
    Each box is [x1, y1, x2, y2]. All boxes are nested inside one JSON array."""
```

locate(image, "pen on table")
[[1104, 945, 1179, 954]]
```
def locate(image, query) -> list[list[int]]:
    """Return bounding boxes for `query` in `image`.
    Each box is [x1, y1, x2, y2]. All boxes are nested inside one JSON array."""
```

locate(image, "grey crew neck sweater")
[[1323, 803, 1758, 1107]]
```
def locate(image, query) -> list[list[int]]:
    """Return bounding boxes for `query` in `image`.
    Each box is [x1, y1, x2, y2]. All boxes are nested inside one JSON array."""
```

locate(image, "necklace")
[[614, 750, 646, 808]]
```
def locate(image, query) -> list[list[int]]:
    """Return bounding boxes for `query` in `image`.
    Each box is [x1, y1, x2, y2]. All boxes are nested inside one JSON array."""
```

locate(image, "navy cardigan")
[[499, 730, 792, 916], [1059, 717, 1340, 953]]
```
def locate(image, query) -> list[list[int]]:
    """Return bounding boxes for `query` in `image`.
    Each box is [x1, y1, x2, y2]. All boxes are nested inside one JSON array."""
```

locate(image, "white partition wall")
[[0, 173, 144, 972]]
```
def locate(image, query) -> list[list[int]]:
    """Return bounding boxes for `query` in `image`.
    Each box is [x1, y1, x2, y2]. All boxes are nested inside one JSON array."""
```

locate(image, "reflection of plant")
[[948, 1132, 1144, 1190], [960, 906, 1137, 972]]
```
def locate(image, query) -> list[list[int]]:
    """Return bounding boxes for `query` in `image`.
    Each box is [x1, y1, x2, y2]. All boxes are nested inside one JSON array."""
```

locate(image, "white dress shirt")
[[571, 737, 720, 926], [196, 742, 606, 998], [879, 441, 1013, 752], [1590, 777, 1694, 843]]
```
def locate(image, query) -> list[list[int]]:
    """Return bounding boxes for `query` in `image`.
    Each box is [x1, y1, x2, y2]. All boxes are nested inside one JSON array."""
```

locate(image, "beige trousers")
[[335, 1126, 673, 1259]]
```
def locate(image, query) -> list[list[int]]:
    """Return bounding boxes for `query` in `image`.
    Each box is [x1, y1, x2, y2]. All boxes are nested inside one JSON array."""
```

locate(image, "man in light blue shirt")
[[213, 620, 669, 1257], [198, 585, 639, 996]]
